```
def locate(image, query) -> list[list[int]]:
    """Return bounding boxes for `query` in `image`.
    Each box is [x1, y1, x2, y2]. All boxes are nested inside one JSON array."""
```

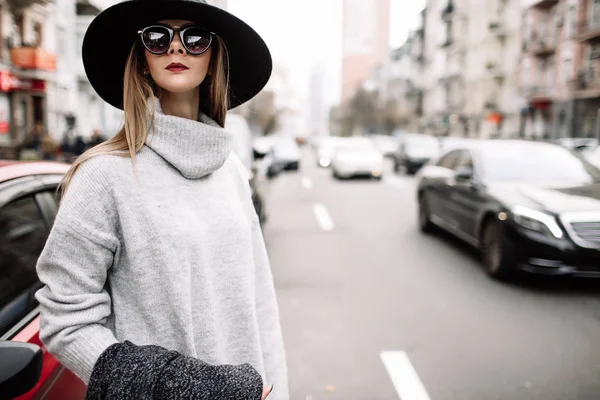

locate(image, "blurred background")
[[2, 0, 600, 400]]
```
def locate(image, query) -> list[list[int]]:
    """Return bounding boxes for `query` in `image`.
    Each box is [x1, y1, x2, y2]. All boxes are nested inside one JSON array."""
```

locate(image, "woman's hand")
[[262, 385, 273, 399]]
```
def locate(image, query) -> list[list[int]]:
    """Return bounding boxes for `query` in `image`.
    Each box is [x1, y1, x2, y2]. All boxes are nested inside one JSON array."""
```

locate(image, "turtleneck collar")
[[145, 97, 232, 179]]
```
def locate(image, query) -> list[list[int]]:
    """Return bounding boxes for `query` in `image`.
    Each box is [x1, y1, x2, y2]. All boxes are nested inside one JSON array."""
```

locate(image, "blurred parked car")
[[555, 137, 598, 153], [0, 161, 88, 399], [584, 145, 600, 169], [315, 136, 339, 168], [272, 136, 301, 171], [393, 134, 440, 175], [417, 140, 600, 280], [226, 114, 270, 223], [331, 137, 384, 180], [371, 134, 399, 158]]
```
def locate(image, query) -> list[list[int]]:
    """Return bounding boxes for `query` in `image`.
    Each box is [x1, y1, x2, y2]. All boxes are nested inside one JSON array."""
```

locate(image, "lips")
[[166, 62, 189, 72]]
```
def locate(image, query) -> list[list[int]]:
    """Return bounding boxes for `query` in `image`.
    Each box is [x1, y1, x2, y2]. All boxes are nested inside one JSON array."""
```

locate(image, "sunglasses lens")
[[142, 27, 171, 53], [183, 28, 211, 54]]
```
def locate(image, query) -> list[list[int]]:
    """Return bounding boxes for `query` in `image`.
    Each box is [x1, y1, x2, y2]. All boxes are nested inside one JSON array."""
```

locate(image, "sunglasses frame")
[[138, 24, 214, 55]]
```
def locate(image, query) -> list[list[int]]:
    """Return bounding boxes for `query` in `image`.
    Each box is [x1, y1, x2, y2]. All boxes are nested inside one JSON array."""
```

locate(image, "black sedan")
[[416, 140, 600, 280]]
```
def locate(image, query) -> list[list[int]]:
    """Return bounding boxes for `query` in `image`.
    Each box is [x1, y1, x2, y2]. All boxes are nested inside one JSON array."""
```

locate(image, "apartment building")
[[379, 9, 426, 132], [570, 0, 600, 138], [464, 0, 522, 138], [519, 0, 600, 139]]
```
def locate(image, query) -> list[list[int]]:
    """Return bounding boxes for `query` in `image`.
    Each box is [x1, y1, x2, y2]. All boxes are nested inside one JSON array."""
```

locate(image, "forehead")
[[158, 19, 195, 28]]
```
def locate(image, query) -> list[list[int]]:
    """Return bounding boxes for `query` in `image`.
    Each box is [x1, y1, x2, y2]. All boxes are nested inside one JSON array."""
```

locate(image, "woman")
[[35, 0, 288, 398]]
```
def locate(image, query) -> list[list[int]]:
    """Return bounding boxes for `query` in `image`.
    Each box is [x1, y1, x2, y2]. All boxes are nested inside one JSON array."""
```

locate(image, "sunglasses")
[[138, 24, 213, 55]]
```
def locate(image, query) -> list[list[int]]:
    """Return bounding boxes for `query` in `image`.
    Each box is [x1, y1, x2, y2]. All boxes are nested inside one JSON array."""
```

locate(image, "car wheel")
[[333, 169, 341, 180], [418, 193, 435, 233], [480, 221, 514, 280]]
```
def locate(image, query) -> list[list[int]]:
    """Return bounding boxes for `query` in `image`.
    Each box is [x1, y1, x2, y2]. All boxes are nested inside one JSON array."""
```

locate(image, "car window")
[[437, 150, 461, 169], [455, 150, 474, 171], [0, 195, 49, 336]]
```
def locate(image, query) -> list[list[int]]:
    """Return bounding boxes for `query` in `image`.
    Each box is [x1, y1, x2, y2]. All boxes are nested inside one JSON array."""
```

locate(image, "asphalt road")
[[262, 149, 600, 400]]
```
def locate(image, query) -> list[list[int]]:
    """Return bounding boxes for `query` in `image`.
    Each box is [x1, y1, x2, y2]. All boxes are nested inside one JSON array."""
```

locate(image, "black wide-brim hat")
[[82, 0, 272, 110]]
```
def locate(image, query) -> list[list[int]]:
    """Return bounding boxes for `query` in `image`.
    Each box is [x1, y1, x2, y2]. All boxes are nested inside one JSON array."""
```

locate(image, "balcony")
[[524, 37, 556, 57], [568, 76, 600, 99], [11, 47, 56, 72], [575, 20, 600, 42], [529, 0, 559, 10], [522, 85, 555, 101], [488, 22, 506, 38]]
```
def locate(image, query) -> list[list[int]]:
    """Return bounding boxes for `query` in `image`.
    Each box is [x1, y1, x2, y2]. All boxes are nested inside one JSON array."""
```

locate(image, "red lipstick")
[[166, 62, 189, 72]]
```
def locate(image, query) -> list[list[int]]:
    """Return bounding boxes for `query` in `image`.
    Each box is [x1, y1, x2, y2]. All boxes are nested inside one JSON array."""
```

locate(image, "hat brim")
[[82, 0, 272, 110]]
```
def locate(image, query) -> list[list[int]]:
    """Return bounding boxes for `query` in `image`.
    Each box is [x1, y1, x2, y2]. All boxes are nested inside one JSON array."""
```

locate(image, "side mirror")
[[253, 149, 266, 160], [0, 341, 43, 398], [455, 167, 474, 181]]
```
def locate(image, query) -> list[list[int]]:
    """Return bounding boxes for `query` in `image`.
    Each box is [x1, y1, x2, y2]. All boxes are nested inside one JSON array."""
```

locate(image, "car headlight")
[[511, 205, 563, 239]]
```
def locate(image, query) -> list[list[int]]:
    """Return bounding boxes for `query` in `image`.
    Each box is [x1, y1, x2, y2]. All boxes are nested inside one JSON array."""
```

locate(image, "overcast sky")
[[227, 0, 425, 107]]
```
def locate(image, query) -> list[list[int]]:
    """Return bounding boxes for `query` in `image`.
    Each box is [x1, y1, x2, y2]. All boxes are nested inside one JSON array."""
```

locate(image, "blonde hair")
[[60, 35, 230, 195]]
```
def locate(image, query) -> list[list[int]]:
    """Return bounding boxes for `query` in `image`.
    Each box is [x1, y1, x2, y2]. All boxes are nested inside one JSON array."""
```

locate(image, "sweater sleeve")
[[35, 156, 121, 383]]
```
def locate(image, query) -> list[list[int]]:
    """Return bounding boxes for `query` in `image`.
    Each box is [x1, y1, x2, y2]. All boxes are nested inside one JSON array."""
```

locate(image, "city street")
[[263, 149, 600, 400]]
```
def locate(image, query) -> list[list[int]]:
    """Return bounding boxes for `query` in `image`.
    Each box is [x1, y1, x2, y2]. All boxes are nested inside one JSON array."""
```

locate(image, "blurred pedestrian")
[[88, 129, 105, 148], [40, 133, 59, 160], [73, 135, 87, 156], [34, 1, 286, 400], [21, 122, 44, 160]]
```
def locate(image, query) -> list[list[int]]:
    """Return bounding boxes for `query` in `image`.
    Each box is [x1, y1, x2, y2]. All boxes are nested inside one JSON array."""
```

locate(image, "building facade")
[[421, 0, 523, 137], [341, 0, 390, 103], [75, 0, 122, 140], [0, 0, 57, 156], [378, 10, 426, 133]]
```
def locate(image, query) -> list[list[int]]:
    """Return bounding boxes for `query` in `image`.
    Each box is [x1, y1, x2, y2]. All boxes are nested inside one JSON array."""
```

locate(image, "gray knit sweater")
[[35, 99, 289, 399]]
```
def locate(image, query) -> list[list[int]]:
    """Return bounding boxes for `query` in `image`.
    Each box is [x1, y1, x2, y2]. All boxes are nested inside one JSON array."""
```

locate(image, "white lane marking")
[[381, 351, 431, 400], [313, 203, 334, 231], [302, 176, 313, 189], [385, 176, 406, 189]]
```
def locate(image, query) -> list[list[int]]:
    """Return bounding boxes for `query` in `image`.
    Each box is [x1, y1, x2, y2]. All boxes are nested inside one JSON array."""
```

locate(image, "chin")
[[154, 77, 206, 94]]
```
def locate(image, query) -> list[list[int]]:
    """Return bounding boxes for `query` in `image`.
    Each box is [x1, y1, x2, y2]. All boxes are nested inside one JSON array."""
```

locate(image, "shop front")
[[0, 47, 55, 159], [0, 71, 48, 158]]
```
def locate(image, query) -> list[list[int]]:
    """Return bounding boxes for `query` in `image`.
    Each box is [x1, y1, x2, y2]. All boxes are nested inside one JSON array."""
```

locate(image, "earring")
[[143, 70, 149, 76]]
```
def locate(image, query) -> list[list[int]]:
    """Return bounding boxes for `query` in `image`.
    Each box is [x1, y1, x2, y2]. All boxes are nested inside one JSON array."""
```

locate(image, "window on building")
[[589, 43, 600, 81], [564, 58, 571, 81], [16, 14, 24, 46], [593, 0, 600, 27], [32, 21, 43, 47], [0, 195, 50, 336], [569, 4, 577, 35]]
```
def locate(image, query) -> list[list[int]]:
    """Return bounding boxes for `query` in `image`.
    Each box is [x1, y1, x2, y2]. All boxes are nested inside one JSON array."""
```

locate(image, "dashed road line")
[[313, 203, 334, 231], [381, 351, 431, 400]]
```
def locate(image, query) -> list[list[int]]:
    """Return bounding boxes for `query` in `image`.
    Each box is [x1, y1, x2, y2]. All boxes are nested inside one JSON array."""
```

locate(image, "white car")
[[272, 136, 301, 171], [331, 138, 384, 179]]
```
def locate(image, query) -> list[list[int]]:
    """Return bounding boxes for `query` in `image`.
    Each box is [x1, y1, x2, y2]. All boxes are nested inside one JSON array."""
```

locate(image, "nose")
[[169, 32, 185, 55]]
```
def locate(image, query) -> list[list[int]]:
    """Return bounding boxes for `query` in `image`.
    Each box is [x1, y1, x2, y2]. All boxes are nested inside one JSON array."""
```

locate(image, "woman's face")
[[144, 19, 213, 94]]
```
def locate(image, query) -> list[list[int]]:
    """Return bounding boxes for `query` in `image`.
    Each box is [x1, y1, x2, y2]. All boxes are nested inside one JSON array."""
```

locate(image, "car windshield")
[[479, 143, 600, 182]]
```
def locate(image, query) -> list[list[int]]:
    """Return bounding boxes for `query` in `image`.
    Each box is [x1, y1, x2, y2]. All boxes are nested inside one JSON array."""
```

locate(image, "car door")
[[0, 176, 87, 400], [446, 150, 486, 243], [426, 150, 462, 222]]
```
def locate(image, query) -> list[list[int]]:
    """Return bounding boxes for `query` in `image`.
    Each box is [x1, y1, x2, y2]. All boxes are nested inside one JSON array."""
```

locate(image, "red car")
[[0, 161, 87, 399]]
